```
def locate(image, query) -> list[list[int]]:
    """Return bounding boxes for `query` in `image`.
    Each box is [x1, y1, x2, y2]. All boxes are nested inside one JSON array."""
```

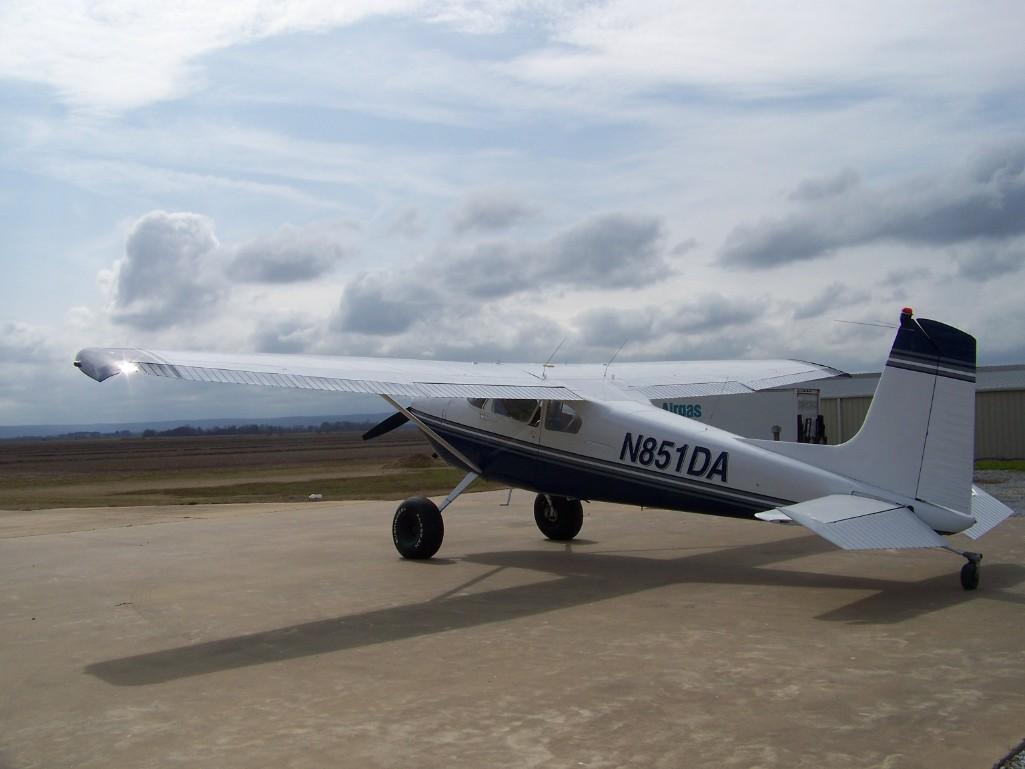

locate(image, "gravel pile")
[[975, 470, 1025, 516]]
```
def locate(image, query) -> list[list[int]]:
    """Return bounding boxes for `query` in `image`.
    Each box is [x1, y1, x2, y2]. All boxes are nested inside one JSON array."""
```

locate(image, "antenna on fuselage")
[[541, 337, 567, 379], [603, 341, 627, 379], [832, 319, 897, 329]]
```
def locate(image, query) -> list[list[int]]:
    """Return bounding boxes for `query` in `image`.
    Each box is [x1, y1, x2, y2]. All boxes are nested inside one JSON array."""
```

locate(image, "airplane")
[[74, 308, 1016, 591]]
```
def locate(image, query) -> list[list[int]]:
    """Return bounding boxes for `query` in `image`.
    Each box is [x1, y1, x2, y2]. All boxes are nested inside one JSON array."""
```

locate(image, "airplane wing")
[[770, 495, 949, 550], [73, 347, 844, 402]]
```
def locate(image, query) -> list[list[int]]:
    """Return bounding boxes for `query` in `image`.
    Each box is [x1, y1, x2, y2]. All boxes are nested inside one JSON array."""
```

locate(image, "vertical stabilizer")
[[749, 309, 976, 512], [901, 316, 976, 512]]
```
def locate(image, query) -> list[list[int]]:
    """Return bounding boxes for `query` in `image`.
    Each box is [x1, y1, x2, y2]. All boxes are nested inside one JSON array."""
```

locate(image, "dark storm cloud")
[[442, 213, 668, 298], [792, 282, 871, 320], [452, 194, 537, 234], [788, 169, 860, 201], [227, 225, 347, 283], [111, 211, 224, 330], [721, 144, 1025, 269]]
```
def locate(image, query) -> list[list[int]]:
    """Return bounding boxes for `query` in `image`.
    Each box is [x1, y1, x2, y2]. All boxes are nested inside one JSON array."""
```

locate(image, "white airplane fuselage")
[[411, 396, 973, 535]]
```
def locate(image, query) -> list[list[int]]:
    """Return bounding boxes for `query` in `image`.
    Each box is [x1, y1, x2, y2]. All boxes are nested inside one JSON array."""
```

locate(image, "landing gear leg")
[[945, 546, 982, 591]]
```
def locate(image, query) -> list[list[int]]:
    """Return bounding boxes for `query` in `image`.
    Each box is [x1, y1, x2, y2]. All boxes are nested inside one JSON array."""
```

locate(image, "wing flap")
[[776, 494, 948, 550]]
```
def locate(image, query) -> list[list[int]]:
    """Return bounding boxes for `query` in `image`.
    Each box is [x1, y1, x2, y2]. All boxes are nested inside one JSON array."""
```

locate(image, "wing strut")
[[438, 471, 479, 512], [380, 395, 482, 475]]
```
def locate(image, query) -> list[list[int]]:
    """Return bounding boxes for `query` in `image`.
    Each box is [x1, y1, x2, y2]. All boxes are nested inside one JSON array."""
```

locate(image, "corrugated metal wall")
[[820, 397, 872, 445], [975, 391, 1025, 459], [821, 391, 1025, 458]]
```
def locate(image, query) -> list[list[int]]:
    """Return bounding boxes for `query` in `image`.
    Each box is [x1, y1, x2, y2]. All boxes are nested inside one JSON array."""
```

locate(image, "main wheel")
[[392, 496, 444, 559], [960, 561, 980, 591], [534, 494, 584, 541]]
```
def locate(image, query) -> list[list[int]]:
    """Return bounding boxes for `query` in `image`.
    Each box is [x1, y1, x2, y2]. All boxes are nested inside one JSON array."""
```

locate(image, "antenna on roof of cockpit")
[[603, 340, 627, 379], [541, 337, 566, 379]]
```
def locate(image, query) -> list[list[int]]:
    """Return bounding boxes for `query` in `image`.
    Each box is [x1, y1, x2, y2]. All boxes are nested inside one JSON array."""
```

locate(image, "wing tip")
[[74, 348, 124, 382]]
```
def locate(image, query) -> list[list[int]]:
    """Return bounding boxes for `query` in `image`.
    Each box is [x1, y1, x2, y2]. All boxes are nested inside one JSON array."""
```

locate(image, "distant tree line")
[[4, 421, 389, 441], [140, 421, 381, 438]]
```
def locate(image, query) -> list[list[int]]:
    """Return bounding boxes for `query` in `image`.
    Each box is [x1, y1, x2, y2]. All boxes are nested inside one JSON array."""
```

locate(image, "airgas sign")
[[660, 402, 702, 419]]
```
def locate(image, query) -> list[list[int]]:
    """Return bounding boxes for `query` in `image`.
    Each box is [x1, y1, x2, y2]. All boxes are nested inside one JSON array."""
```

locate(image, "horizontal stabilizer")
[[963, 486, 1016, 540], [754, 510, 794, 525], [776, 495, 948, 551]]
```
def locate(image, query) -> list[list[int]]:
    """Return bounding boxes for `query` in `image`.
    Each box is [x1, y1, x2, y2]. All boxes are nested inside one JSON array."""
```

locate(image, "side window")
[[545, 401, 582, 434], [493, 399, 541, 426], [467, 398, 487, 409]]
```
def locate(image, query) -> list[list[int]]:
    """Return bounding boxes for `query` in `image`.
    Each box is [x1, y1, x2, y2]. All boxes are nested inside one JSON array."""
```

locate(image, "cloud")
[[954, 244, 1025, 282], [251, 314, 322, 353], [0, 321, 60, 363], [659, 294, 761, 335], [0, 2, 425, 113], [333, 272, 443, 336], [111, 211, 225, 330], [441, 213, 667, 298], [670, 238, 698, 256], [571, 294, 760, 353], [721, 144, 1025, 268], [452, 193, 537, 234], [792, 282, 871, 320], [389, 207, 427, 239], [572, 308, 654, 348], [788, 169, 859, 201], [227, 224, 348, 283]]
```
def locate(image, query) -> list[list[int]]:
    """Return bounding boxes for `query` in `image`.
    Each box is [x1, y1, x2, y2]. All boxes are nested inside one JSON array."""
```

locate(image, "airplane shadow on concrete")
[[86, 535, 1025, 686]]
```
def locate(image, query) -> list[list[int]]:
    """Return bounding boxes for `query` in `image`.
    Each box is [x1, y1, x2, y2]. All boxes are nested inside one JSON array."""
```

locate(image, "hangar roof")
[[811, 364, 1025, 399]]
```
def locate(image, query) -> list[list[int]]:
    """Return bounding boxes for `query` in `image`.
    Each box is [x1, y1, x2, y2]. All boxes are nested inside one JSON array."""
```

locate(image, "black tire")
[[392, 497, 444, 559], [534, 494, 583, 541], [960, 561, 980, 591]]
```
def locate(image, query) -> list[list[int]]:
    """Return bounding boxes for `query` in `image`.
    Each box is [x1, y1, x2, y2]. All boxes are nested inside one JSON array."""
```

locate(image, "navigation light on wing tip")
[[117, 361, 139, 375]]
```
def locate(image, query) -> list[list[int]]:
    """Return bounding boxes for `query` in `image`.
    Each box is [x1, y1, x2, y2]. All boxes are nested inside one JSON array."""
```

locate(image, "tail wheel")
[[960, 560, 980, 591], [392, 496, 444, 559], [534, 494, 584, 541]]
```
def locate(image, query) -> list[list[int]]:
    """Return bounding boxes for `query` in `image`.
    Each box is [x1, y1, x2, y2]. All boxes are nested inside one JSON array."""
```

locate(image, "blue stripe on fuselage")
[[413, 410, 791, 518]]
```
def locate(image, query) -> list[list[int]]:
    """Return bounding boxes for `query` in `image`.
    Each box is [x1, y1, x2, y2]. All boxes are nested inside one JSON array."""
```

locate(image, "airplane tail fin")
[[839, 308, 976, 511], [752, 309, 977, 512]]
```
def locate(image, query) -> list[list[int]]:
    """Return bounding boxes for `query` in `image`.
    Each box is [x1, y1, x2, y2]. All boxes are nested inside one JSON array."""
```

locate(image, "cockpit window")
[[545, 401, 582, 434], [467, 398, 487, 409], [493, 399, 541, 426]]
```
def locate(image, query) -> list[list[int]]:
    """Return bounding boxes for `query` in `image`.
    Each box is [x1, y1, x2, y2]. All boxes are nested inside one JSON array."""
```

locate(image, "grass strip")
[[112, 467, 505, 505], [976, 460, 1025, 472]]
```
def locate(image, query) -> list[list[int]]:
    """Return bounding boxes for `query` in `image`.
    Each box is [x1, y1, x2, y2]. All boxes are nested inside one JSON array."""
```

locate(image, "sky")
[[1, 1, 1024, 425]]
